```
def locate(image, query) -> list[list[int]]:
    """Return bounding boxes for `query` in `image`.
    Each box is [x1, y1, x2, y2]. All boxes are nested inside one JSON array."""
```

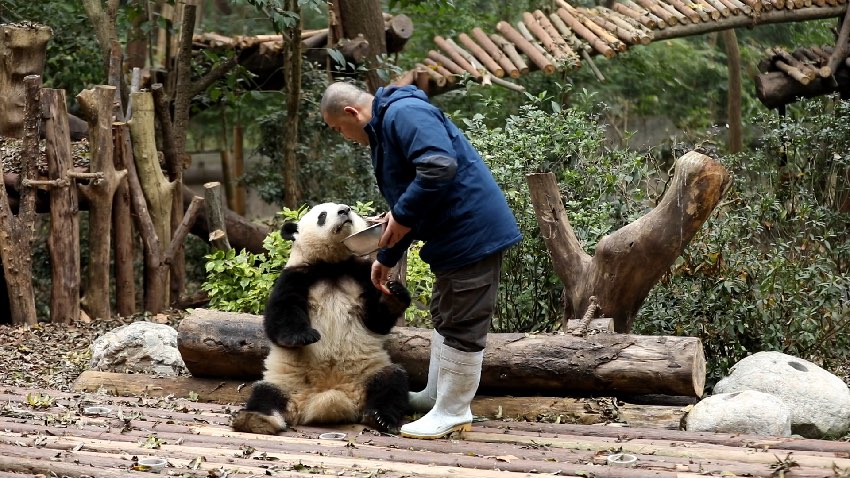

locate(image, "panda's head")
[[281, 202, 369, 266]]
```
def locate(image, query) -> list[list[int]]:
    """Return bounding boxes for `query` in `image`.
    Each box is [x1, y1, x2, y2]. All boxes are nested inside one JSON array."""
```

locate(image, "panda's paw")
[[361, 408, 401, 434], [231, 410, 287, 435], [384, 281, 412, 308], [273, 328, 321, 348]]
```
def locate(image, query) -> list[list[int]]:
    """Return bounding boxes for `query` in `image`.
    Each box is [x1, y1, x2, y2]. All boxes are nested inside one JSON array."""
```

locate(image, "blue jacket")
[[365, 85, 521, 271]]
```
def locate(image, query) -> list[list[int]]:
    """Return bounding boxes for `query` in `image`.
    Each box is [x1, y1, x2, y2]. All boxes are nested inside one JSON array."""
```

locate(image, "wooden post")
[[0, 23, 52, 138], [204, 182, 231, 251], [0, 76, 41, 325], [77, 85, 127, 320], [42, 89, 81, 324]]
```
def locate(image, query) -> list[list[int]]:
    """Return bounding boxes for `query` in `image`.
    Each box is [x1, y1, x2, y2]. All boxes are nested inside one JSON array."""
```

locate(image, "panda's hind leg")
[[232, 381, 289, 435], [361, 364, 410, 434]]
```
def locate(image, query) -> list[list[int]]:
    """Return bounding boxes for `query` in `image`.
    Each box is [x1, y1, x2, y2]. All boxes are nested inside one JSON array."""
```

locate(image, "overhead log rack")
[[391, 0, 848, 95]]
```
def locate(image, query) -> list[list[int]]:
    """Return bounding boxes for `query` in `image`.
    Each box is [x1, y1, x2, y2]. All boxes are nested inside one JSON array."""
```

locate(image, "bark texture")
[[42, 89, 81, 324], [528, 151, 731, 333], [337, 0, 388, 91], [177, 309, 706, 397], [0, 76, 41, 325], [0, 24, 52, 138], [77, 86, 127, 320]]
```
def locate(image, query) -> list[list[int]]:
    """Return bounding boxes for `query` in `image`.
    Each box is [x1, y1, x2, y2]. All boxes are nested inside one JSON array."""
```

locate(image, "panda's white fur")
[[232, 203, 411, 435]]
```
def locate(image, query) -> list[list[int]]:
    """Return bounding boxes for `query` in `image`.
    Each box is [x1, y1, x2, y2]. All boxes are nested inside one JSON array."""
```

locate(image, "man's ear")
[[281, 222, 298, 241], [343, 105, 360, 119]]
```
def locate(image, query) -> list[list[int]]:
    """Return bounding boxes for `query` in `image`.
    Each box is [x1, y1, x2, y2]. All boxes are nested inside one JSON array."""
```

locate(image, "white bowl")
[[83, 406, 112, 417], [342, 224, 383, 256], [137, 457, 167, 473], [607, 453, 637, 467]]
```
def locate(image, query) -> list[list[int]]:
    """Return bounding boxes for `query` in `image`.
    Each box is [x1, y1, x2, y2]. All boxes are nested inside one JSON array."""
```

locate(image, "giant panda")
[[231, 202, 412, 435]]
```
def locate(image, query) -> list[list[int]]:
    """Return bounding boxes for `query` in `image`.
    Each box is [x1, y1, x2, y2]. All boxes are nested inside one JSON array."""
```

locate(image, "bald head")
[[320, 82, 373, 117]]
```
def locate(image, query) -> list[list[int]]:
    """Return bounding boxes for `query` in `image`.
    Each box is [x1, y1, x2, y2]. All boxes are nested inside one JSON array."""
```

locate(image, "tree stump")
[[528, 150, 732, 333], [0, 23, 52, 138]]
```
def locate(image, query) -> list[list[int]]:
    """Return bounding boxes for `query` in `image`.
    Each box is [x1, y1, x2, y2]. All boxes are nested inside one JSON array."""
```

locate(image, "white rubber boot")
[[400, 345, 483, 439], [408, 330, 444, 413]]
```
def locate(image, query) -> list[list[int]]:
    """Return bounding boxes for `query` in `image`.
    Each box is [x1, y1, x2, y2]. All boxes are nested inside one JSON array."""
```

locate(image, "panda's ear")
[[281, 222, 298, 241]]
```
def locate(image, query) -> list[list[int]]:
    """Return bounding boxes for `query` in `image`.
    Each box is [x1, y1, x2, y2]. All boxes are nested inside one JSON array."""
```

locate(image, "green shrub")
[[462, 91, 656, 332], [637, 96, 850, 383]]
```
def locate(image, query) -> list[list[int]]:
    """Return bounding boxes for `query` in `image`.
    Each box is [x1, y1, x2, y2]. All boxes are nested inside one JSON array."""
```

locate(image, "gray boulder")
[[684, 390, 792, 436], [714, 351, 850, 438], [90, 322, 187, 376]]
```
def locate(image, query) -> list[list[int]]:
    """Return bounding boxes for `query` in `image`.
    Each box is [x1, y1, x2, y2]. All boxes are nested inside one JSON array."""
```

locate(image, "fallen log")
[[71, 370, 687, 428], [177, 309, 706, 397], [756, 68, 850, 109]]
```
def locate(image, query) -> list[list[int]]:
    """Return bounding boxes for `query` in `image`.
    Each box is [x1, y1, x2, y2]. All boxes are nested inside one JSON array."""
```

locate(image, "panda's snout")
[[338, 206, 351, 217]]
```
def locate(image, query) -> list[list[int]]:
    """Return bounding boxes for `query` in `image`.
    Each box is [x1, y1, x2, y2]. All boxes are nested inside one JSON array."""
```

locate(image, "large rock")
[[90, 322, 187, 376], [714, 351, 850, 438], [684, 390, 792, 436]]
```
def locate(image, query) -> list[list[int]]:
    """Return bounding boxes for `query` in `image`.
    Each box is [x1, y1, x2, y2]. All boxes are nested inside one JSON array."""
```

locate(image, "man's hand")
[[379, 212, 411, 249], [371, 260, 392, 294]]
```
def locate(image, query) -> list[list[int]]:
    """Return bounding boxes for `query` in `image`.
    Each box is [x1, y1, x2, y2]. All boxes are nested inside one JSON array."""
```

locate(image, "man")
[[320, 82, 521, 439]]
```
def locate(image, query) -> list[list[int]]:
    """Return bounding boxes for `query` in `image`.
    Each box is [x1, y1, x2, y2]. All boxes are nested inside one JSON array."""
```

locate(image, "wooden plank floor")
[[1, 385, 849, 477]]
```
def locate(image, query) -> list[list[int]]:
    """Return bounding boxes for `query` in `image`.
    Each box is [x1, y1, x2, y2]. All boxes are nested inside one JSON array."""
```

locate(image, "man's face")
[[324, 106, 370, 146]]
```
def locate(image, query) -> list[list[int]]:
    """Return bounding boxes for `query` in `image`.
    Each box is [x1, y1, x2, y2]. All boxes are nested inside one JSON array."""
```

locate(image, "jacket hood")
[[371, 86, 430, 125]]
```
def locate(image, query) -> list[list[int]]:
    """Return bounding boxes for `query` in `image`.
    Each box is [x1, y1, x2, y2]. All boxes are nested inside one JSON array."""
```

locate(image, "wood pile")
[[3, 385, 850, 477], [398, 0, 848, 93]]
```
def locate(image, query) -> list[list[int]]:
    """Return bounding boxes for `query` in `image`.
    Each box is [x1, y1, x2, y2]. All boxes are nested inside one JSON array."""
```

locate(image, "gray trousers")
[[430, 251, 504, 352]]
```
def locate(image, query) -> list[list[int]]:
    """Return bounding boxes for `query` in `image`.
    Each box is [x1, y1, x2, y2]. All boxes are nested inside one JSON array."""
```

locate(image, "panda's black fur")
[[232, 203, 412, 435]]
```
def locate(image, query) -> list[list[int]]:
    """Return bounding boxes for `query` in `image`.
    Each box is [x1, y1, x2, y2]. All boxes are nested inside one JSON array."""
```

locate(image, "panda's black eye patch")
[[317, 211, 327, 226]]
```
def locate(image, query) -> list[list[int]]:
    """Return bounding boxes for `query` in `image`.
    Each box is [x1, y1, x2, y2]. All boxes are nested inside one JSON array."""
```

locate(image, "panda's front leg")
[[363, 280, 412, 335], [232, 381, 290, 435], [361, 364, 410, 434], [264, 269, 321, 347]]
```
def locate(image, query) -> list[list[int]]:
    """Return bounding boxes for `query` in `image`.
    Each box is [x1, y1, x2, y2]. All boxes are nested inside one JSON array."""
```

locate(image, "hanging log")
[[489, 33, 529, 75], [433, 35, 481, 77], [42, 89, 81, 324], [555, 8, 616, 59], [427, 49, 469, 76], [385, 13, 414, 54], [423, 58, 457, 82], [756, 68, 850, 109], [496, 21, 556, 73], [458, 33, 505, 77], [471, 27, 519, 78], [528, 151, 731, 334], [523, 11, 574, 63], [177, 309, 706, 397], [633, 0, 681, 25], [612, 2, 661, 30]]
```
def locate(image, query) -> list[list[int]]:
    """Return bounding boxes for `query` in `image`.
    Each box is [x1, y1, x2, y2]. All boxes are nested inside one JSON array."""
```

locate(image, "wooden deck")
[[1, 385, 849, 477]]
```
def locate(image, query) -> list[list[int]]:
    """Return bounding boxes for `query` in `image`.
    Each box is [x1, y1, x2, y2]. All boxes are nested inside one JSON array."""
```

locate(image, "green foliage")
[[462, 90, 657, 332], [637, 96, 850, 383], [243, 67, 383, 207], [403, 242, 435, 327]]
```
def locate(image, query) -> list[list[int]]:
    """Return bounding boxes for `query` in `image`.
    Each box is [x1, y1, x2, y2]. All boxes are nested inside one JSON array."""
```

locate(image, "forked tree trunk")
[[42, 89, 81, 324], [527, 151, 732, 333], [0, 23, 52, 138], [0, 76, 41, 325], [128, 91, 176, 311], [77, 85, 127, 320]]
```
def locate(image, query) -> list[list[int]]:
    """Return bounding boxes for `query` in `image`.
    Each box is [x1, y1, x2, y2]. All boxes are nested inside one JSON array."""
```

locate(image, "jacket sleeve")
[[376, 233, 415, 268], [386, 102, 458, 228]]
